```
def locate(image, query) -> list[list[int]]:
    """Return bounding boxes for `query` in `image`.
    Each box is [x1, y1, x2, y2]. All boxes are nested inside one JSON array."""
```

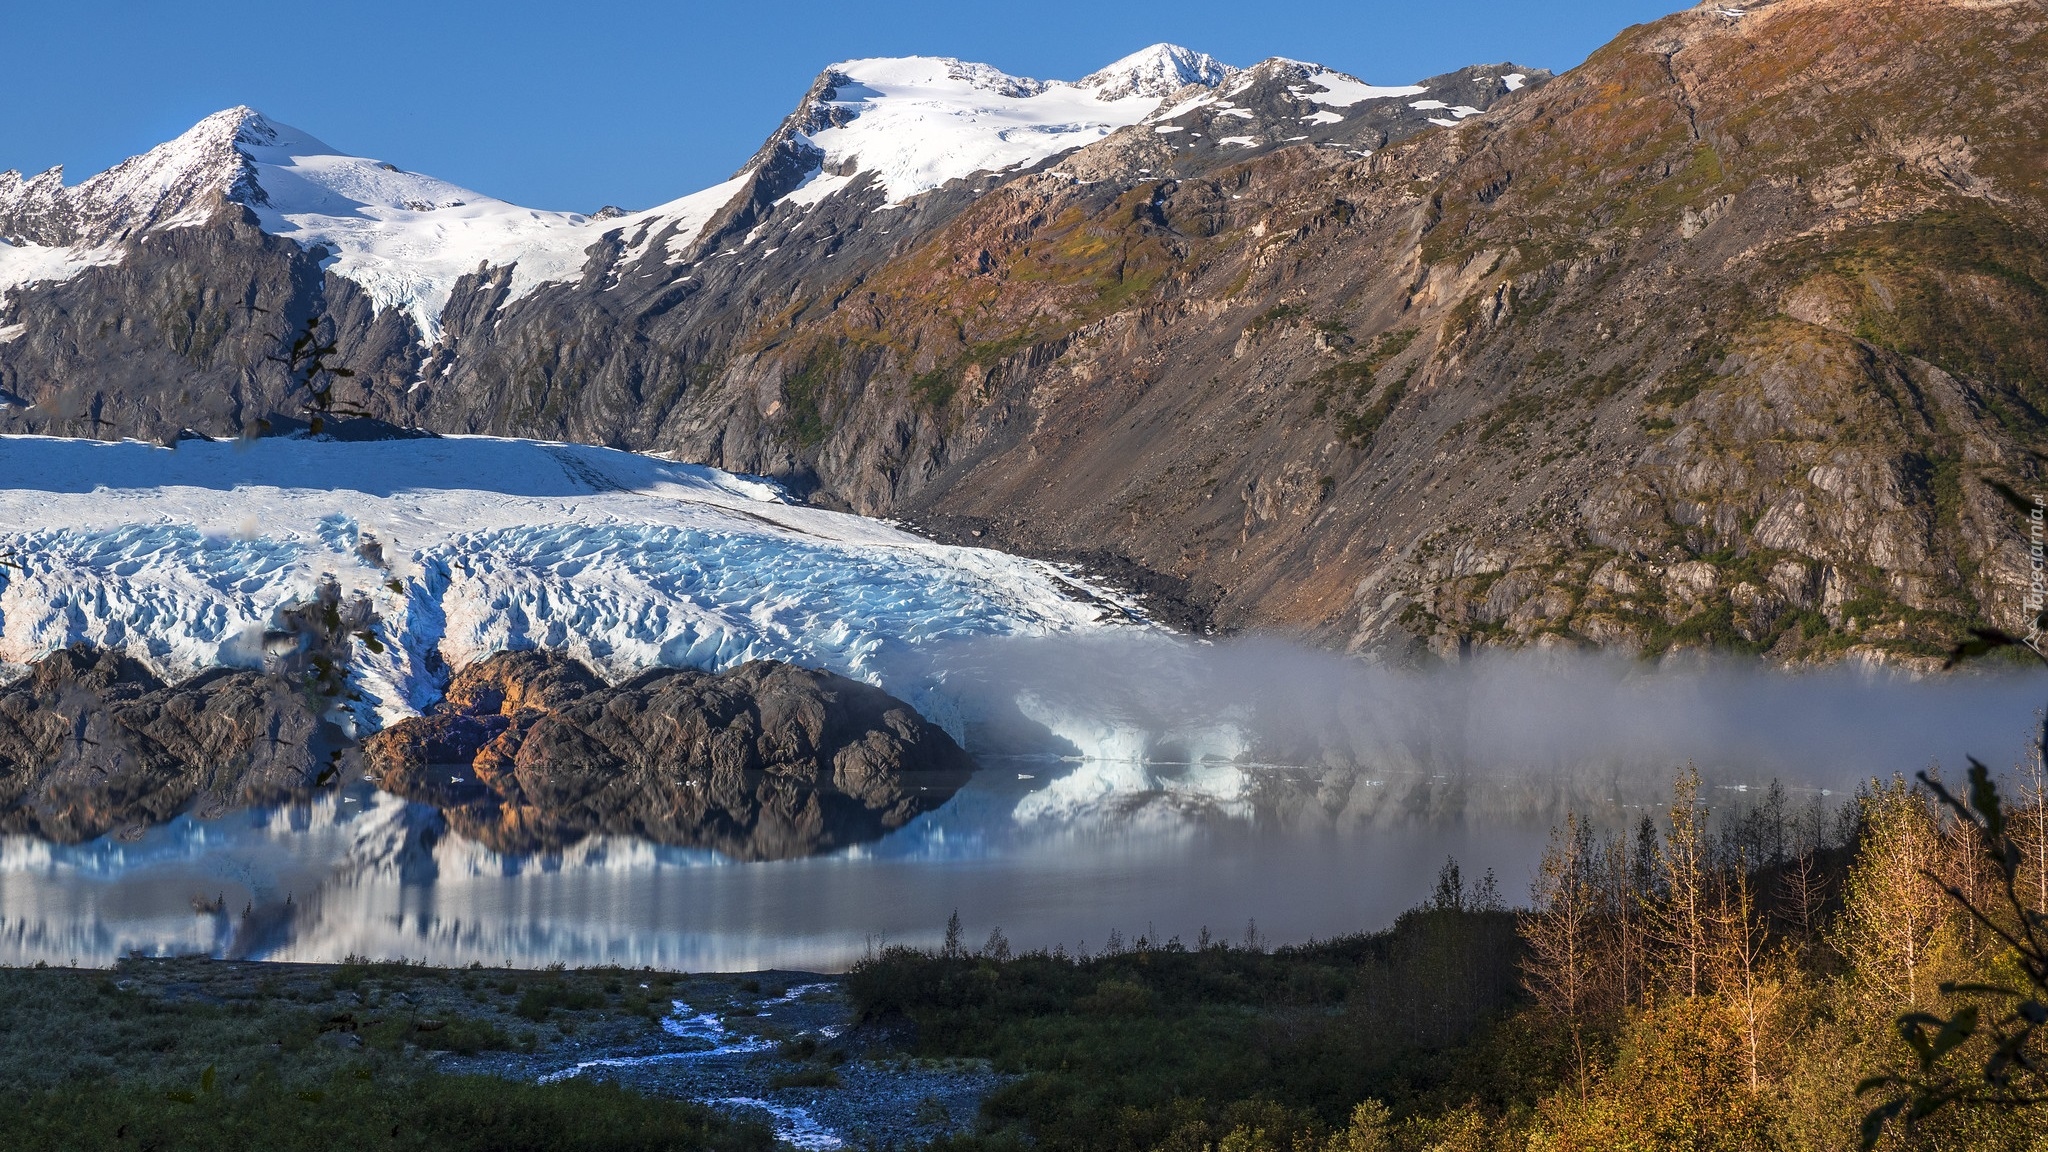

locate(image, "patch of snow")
[[1216, 136, 1260, 148], [779, 169, 856, 209], [0, 323, 23, 345], [625, 173, 753, 265], [805, 48, 1237, 205], [1302, 110, 1345, 125], [1426, 117, 1460, 128], [0, 235, 122, 304], [1217, 107, 1256, 120], [1503, 72, 1528, 91], [1291, 71, 1428, 108], [1148, 94, 1218, 122], [0, 435, 1139, 731], [1152, 125, 1186, 134], [1412, 100, 1484, 121]]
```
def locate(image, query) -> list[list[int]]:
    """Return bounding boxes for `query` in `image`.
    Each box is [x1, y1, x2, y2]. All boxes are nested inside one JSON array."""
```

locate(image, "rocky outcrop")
[[364, 651, 975, 860], [0, 576, 378, 841], [0, 645, 350, 841]]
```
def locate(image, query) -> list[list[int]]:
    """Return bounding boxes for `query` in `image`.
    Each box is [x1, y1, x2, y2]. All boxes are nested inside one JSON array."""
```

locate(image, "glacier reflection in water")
[[0, 762, 1561, 970], [5, 638, 2041, 970]]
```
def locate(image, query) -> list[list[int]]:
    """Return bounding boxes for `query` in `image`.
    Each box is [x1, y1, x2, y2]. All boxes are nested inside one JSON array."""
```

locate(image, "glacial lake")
[[5, 647, 2041, 971]]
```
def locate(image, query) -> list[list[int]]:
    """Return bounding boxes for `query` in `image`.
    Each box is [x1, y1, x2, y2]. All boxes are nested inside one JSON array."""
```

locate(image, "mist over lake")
[[6, 636, 2035, 969]]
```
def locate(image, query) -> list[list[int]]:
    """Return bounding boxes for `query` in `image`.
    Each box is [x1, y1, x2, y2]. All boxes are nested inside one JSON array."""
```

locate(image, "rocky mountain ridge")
[[4, 0, 2044, 666]]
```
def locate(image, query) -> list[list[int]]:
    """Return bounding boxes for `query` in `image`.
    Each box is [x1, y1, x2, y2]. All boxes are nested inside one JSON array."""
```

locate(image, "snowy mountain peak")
[[0, 44, 1479, 354], [791, 46, 1240, 206], [1077, 44, 1236, 100], [0, 167, 71, 244], [0, 106, 276, 247], [0, 104, 754, 344]]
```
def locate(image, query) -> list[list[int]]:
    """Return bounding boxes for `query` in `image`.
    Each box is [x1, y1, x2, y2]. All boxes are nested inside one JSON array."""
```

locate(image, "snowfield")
[[801, 45, 1233, 206], [0, 435, 1137, 732]]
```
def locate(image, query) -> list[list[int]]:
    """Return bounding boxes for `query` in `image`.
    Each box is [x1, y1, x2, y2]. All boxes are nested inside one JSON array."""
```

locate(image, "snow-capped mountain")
[[0, 41, 1551, 661], [0, 44, 1512, 348], [1080, 44, 1235, 99], [0, 108, 745, 342]]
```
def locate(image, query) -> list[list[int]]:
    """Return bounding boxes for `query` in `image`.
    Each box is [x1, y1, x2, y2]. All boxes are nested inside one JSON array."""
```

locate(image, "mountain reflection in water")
[[0, 762, 1570, 969], [4, 642, 2040, 970]]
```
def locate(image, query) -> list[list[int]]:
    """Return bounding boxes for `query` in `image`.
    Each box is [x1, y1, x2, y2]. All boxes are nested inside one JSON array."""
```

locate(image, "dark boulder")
[[366, 651, 974, 860], [0, 644, 350, 841]]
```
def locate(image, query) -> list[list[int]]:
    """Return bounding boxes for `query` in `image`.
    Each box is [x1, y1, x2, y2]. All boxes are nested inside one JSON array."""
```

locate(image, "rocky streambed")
[[449, 973, 1003, 1149]]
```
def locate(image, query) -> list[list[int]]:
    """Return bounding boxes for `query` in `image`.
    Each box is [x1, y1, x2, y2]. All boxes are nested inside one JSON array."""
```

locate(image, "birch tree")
[[1523, 814, 1602, 1098]]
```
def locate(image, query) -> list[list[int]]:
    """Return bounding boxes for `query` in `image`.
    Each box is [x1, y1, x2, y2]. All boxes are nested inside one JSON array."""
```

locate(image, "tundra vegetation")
[[0, 961, 771, 1151]]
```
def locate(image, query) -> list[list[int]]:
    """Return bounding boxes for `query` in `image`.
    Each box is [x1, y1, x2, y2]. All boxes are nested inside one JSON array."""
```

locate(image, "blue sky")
[[1, 0, 1686, 212]]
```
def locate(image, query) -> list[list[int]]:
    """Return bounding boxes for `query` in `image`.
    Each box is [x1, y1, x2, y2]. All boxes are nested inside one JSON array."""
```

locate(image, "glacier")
[[0, 433, 1139, 732]]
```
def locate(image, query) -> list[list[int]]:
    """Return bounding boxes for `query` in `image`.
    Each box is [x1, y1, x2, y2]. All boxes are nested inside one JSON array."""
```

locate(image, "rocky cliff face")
[[4, 0, 2043, 664], [365, 651, 975, 860]]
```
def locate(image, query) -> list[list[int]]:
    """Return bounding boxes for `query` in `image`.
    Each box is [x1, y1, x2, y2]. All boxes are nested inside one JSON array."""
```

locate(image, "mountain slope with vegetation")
[[689, 0, 2047, 664]]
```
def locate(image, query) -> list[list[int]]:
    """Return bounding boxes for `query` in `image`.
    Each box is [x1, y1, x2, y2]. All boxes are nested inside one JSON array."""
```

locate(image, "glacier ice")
[[0, 434, 1139, 731]]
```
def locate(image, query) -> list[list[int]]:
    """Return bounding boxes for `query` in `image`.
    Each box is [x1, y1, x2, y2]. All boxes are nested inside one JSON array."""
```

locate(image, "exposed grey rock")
[[0, 644, 350, 842], [0, 575, 375, 841], [365, 651, 974, 860]]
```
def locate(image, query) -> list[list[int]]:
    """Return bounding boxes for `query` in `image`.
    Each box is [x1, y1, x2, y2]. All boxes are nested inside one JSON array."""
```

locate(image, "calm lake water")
[[4, 647, 2041, 971], [0, 764, 1559, 970]]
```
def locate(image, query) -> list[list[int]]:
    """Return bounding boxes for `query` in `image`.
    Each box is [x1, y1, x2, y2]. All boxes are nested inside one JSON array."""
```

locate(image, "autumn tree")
[[2013, 737, 2048, 918], [1712, 858, 1782, 1094], [1524, 814, 1605, 1099], [1595, 815, 1660, 1008], [1835, 776, 1948, 1009], [1648, 763, 1713, 999]]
